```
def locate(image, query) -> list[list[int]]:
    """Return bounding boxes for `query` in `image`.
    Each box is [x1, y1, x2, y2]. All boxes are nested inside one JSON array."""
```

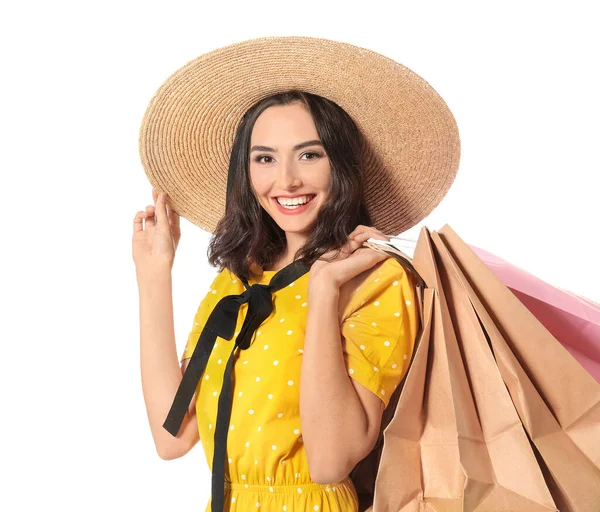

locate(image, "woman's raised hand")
[[308, 225, 390, 290], [132, 188, 181, 279]]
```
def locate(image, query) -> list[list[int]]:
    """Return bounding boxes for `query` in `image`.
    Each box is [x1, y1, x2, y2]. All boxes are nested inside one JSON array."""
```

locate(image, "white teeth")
[[276, 195, 313, 206]]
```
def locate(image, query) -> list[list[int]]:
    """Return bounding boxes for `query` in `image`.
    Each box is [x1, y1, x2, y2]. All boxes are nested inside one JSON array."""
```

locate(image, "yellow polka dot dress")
[[180, 256, 420, 511]]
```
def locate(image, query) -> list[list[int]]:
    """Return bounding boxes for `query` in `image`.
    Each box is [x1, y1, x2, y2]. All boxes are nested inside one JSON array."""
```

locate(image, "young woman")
[[134, 36, 460, 512]]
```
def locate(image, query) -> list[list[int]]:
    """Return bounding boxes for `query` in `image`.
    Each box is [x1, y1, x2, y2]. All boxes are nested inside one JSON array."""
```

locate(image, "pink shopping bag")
[[469, 244, 600, 383]]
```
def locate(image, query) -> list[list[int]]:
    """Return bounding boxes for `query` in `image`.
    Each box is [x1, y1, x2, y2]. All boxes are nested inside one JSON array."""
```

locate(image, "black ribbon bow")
[[163, 259, 310, 511]]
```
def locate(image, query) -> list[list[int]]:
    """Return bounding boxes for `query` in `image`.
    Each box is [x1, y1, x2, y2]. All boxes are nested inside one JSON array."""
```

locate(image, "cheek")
[[317, 165, 332, 194], [249, 169, 266, 194], [249, 171, 270, 209]]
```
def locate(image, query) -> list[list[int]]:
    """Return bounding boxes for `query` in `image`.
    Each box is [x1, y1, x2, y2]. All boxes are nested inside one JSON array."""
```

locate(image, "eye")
[[254, 154, 274, 164], [301, 151, 323, 161], [252, 151, 324, 164]]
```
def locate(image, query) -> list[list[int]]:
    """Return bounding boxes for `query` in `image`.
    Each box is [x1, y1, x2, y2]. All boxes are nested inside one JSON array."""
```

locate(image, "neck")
[[270, 231, 308, 270]]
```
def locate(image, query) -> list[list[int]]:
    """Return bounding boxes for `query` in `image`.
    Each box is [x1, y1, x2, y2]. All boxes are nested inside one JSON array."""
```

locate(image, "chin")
[[277, 221, 315, 234], [263, 198, 322, 234], [269, 213, 317, 233]]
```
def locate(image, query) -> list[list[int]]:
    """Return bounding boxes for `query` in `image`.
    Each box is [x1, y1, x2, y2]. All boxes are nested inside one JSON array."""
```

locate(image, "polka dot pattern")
[[340, 257, 420, 408], [179, 261, 418, 510]]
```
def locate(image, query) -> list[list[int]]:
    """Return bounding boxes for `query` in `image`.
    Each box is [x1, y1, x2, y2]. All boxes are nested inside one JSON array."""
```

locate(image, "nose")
[[275, 158, 302, 190]]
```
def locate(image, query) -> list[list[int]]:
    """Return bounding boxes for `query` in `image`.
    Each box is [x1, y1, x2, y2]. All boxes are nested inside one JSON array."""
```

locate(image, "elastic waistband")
[[224, 476, 353, 494]]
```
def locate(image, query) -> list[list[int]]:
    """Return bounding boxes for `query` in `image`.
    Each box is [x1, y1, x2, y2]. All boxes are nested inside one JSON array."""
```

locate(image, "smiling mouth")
[[274, 194, 316, 209]]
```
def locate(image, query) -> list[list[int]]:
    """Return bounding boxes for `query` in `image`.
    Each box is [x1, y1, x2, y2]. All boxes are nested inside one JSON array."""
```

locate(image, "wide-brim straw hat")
[[138, 35, 461, 235]]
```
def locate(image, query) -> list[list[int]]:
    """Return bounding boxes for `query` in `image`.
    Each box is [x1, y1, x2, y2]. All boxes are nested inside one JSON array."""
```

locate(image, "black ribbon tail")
[[160, 260, 311, 512], [211, 343, 238, 511], [162, 295, 243, 437], [162, 335, 211, 436], [270, 260, 310, 290], [236, 284, 274, 349]]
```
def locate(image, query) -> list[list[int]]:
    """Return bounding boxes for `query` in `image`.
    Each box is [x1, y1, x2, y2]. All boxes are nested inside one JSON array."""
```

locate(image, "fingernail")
[[160, 193, 165, 201]]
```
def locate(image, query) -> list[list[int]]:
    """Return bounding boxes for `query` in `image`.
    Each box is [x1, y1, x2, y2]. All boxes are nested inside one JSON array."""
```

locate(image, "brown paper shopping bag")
[[352, 225, 600, 511], [359, 227, 558, 511], [434, 224, 600, 511]]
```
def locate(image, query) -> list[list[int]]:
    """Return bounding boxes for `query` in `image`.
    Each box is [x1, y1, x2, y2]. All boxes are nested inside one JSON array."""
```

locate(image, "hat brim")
[[139, 36, 461, 235]]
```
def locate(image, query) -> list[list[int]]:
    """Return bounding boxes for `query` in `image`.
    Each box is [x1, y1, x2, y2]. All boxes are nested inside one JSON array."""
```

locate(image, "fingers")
[[167, 200, 180, 228], [321, 225, 387, 262], [342, 235, 366, 255], [133, 188, 163, 233], [133, 211, 146, 232], [346, 228, 381, 252], [153, 190, 169, 227], [134, 189, 178, 240], [329, 246, 389, 286], [351, 246, 389, 268], [339, 225, 390, 265], [146, 204, 156, 223], [133, 206, 155, 231], [349, 224, 389, 242], [170, 205, 180, 222]]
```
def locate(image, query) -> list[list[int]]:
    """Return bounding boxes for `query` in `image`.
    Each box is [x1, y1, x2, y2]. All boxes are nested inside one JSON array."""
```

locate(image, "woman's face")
[[249, 102, 331, 236]]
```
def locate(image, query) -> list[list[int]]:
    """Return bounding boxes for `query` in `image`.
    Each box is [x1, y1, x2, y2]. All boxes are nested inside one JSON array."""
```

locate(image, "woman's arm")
[[138, 269, 199, 460], [300, 279, 384, 484]]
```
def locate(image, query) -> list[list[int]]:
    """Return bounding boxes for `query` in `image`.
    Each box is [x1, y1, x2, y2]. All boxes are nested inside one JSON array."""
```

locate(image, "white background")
[[1, 1, 598, 510]]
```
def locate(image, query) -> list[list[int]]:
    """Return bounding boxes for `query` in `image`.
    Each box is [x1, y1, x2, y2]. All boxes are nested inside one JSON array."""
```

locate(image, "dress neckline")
[[250, 262, 293, 275], [248, 261, 309, 285]]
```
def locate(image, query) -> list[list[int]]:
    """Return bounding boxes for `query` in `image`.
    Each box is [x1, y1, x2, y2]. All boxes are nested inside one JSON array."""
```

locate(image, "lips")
[[272, 194, 316, 215], [274, 194, 316, 206]]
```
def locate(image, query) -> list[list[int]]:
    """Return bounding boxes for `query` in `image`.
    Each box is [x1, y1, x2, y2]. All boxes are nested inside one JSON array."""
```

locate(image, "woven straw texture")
[[139, 36, 461, 235]]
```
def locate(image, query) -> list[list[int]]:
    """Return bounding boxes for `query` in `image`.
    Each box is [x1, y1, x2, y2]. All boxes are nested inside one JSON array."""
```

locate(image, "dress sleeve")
[[340, 256, 419, 408], [180, 270, 225, 363]]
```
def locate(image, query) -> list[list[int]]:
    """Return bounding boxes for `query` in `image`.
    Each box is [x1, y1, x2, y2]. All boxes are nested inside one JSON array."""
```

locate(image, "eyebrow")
[[250, 140, 323, 153]]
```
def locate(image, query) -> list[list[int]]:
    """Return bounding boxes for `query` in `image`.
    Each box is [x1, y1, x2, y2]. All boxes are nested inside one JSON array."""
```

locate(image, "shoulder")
[[207, 267, 245, 294], [354, 255, 408, 287], [372, 255, 408, 279], [339, 256, 412, 321], [190, 268, 242, 316]]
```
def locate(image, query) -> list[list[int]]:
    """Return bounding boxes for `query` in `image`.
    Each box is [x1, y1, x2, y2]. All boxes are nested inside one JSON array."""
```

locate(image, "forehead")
[[251, 103, 318, 143]]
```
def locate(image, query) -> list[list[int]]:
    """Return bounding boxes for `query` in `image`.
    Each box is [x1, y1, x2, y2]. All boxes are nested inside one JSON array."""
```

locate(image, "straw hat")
[[138, 35, 461, 235]]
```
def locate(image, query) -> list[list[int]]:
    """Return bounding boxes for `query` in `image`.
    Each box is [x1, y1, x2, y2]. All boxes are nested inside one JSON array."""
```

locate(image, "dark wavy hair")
[[207, 90, 372, 282]]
